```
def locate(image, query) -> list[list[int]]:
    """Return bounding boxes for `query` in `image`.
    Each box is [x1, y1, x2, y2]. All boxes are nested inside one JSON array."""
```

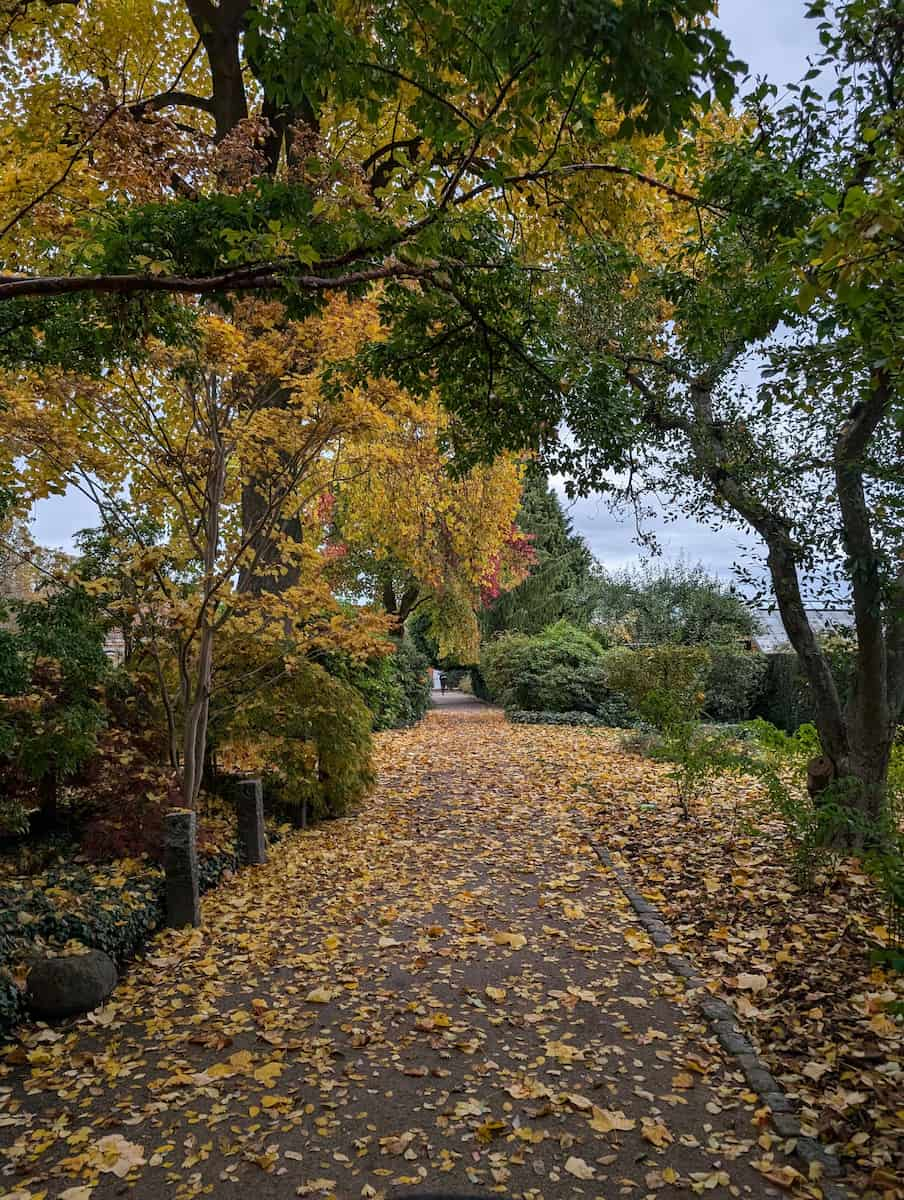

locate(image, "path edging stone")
[[577, 818, 850, 1200]]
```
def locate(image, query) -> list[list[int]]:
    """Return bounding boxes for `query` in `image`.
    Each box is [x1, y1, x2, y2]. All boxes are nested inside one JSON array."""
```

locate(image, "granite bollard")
[[237, 778, 267, 865], [165, 808, 201, 927]]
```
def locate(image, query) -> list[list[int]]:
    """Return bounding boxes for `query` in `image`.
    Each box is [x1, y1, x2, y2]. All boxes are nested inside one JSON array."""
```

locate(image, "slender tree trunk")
[[680, 365, 898, 847], [179, 382, 227, 807], [38, 770, 58, 825]]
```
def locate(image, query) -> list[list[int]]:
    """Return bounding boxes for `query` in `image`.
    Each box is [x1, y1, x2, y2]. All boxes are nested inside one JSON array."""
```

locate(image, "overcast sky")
[[30, 0, 821, 588]]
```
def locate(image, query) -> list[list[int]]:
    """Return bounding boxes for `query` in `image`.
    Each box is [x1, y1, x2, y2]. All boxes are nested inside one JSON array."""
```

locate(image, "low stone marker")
[[165, 808, 201, 927], [237, 778, 267, 865], [27, 949, 117, 1019]]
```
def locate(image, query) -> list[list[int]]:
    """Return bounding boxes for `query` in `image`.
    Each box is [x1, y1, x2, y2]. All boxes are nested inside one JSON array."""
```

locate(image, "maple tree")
[[0, 299, 396, 805], [320, 302, 532, 660]]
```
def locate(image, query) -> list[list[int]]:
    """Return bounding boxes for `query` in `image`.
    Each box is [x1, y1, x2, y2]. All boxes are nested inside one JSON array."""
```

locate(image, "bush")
[[0, 589, 110, 831], [703, 647, 769, 722], [754, 643, 855, 733], [481, 621, 624, 715], [753, 653, 815, 732], [230, 661, 374, 821], [325, 640, 430, 731], [362, 641, 430, 729], [469, 665, 492, 701], [604, 645, 711, 731], [507, 704, 637, 728]]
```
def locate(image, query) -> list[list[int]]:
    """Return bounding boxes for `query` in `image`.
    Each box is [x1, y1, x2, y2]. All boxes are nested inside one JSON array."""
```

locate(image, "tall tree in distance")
[[480, 470, 599, 637]]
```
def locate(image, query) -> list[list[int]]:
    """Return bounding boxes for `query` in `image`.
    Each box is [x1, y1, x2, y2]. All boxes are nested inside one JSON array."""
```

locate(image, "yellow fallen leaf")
[[564, 1155, 595, 1180], [254, 1061, 284, 1086], [305, 987, 333, 1004], [492, 931, 527, 949], [589, 1106, 636, 1133], [475, 1119, 508, 1143], [485, 986, 507, 1002], [641, 1117, 673, 1148], [736, 972, 768, 992]]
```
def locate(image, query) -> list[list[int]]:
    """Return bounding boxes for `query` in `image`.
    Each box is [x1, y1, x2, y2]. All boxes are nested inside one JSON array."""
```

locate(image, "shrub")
[[753, 653, 815, 732], [651, 723, 749, 818], [507, 704, 637, 728], [325, 640, 430, 730], [0, 589, 110, 830], [230, 661, 374, 821], [754, 644, 855, 734], [0, 833, 244, 1042], [481, 621, 620, 715], [703, 647, 769, 722], [469, 665, 492, 701], [604, 645, 711, 731]]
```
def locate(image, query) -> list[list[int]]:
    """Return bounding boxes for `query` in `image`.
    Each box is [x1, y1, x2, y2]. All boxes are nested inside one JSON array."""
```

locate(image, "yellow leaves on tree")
[[299, 294, 530, 661]]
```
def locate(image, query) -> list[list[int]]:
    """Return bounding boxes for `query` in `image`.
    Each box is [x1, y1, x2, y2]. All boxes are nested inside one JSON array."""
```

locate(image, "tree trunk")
[[38, 770, 58, 825]]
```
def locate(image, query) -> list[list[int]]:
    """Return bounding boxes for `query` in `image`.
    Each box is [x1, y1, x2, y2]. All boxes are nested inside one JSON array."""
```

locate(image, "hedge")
[[507, 706, 637, 728]]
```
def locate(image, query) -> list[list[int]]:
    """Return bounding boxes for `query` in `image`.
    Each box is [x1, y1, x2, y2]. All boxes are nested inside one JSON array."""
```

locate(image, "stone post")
[[237, 778, 267, 865], [164, 808, 201, 928]]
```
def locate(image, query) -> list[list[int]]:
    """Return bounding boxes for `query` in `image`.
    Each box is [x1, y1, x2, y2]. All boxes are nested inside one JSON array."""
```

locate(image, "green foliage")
[[753, 653, 815, 733], [340, 641, 431, 731], [592, 561, 760, 646], [481, 621, 620, 716], [753, 645, 856, 733], [704, 647, 769, 722], [604, 645, 711, 732], [744, 720, 852, 886], [481, 471, 601, 637], [235, 661, 374, 821], [652, 724, 748, 818], [507, 703, 637, 728], [0, 588, 110, 830]]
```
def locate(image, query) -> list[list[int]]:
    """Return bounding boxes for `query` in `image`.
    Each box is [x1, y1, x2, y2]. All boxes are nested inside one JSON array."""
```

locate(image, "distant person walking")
[[439, 672, 448, 694]]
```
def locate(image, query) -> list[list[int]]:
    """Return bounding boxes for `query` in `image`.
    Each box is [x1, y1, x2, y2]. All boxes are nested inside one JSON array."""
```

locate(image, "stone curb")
[[577, 817, 851, 1200]]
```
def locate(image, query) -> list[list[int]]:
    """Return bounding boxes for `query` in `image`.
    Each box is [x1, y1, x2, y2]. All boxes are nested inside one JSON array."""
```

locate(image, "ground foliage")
[[1, 706, 899, 1199], [0, 793, 257, 1040]]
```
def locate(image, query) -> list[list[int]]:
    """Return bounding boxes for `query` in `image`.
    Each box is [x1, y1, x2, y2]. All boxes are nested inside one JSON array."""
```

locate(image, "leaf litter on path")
[[0, 707, 846, 1199]]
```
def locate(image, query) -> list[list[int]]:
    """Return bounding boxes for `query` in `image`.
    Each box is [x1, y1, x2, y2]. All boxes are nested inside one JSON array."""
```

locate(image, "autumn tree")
[[315, 296, 532, 660], [0, 0, 737, 313], [547, 0, 904, 841], [0, 301, 393, 805]]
